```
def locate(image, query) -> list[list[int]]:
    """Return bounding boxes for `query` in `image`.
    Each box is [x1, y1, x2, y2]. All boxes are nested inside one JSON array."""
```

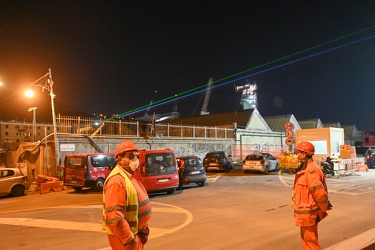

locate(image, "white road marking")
[[0, 217, 103, 232], [0, 201, 193, 250], [206, 173, 223, 182]]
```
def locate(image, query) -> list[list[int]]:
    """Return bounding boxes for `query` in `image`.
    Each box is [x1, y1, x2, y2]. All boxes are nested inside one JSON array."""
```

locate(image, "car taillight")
[[180, 162, 185, 169]]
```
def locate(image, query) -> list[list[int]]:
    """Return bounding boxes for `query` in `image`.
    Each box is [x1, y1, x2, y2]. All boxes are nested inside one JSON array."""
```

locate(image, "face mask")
[[128, 158, 140, 171]]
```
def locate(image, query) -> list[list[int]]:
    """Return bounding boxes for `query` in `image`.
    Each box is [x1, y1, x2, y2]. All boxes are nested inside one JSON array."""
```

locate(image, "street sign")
[[60, 144, 76, 151], [284, 122, 294, 130], [280, 153, 299, 168], [285, 130, 294, 137], [285, 138, 294, 146]]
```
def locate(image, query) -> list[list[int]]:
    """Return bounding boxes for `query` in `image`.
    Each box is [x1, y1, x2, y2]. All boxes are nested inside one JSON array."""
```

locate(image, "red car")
[[134, 149, 179, 195]]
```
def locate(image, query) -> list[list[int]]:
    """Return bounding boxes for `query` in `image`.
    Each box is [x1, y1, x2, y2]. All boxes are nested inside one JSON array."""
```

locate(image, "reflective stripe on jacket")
[[292, 159, 328, 226], [102, 165, 152, 246], [103, 165, 139, 234]]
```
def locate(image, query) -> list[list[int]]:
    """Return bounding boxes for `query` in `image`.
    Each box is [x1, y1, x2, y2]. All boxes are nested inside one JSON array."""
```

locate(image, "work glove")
[[327, 200, 333, 210], [138, 227, 150, 244]]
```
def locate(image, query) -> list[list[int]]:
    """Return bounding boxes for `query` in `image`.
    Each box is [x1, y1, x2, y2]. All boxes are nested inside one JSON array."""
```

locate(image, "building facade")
[[0, 121, 55, 150]]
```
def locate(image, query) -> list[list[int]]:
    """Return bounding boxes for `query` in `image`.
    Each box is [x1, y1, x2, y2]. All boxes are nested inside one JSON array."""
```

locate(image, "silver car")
[[0, 168, 27, 197], [242, 152, 279, 174]]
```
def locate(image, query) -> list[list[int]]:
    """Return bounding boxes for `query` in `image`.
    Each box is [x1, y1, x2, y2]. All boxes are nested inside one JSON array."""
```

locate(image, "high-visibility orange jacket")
[[292, 159, 328, 226], [103, 165, 151, 249]]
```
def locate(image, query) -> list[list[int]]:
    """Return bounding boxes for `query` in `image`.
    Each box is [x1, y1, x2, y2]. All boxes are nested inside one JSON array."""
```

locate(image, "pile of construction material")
[[31, 175, 63, 194]]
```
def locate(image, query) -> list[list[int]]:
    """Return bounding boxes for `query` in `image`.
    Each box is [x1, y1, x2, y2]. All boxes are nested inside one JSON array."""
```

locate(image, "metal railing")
[[56, 115, 235, 139]]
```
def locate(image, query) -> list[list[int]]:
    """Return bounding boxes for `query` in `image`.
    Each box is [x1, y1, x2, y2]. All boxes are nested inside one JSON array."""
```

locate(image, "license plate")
[[209, 163, 219, 166], [190, 171, 200, 175], [157, 178, 169, 183], [70, 180, 77, 183]]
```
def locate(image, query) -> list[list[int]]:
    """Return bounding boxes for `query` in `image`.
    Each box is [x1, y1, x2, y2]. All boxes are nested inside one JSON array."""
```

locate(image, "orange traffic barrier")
[[354, 163, 368, 172]]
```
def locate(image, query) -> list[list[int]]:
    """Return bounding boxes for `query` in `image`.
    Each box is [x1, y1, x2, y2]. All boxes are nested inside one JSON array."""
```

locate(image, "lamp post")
[[28, 107, 37, 142], [27, 68, 60, 174], [46, 69, 60, 171]]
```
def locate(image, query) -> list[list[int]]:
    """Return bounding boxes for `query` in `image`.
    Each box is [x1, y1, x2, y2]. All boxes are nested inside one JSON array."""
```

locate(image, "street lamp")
[[27, 68, 60, 172], [28, 107, 37, 142]]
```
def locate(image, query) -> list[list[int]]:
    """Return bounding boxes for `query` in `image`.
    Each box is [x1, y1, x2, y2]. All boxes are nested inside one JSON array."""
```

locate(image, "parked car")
[[176, 156, 206, 189], [0, 168, 27, 197], [203, 151, 233, 172], [134, 148, 179, 195], [365, 148, 375, 168], [242, 152, 279, 174], [64, 153, 115, 192]]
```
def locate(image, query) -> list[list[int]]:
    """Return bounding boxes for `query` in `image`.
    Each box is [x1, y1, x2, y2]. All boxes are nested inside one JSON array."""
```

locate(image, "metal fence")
[[56, 115, 235, 139]]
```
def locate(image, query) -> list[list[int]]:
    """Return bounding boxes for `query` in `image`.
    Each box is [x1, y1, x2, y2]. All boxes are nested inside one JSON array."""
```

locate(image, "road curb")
[[324, 227, 375, 250]]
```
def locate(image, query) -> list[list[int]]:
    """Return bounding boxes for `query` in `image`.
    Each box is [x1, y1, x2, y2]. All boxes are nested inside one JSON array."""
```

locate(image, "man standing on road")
[[103, 140, 151, 249], [292, 141, 331, 250]]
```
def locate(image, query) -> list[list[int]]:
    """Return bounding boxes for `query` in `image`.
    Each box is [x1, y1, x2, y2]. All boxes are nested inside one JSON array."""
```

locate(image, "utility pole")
[[48, 68, 60, 171]]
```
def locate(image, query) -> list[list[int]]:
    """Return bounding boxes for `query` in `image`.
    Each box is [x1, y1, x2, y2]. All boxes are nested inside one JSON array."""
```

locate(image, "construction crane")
[[200, 78, 213, 115]]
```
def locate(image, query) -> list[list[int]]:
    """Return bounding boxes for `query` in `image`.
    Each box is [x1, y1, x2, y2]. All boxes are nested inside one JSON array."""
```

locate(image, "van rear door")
[[136, 150, 179, 194], [64, 155, 86, 188]]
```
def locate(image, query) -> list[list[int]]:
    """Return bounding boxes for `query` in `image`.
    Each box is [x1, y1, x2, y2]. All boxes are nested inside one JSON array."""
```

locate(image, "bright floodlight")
[[24, 89, 35, 98]]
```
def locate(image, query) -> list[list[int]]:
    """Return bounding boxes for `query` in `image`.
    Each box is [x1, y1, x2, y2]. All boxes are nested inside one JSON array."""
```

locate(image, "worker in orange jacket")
[[103, 140, 152, 249], [292, 141, 331, 250]]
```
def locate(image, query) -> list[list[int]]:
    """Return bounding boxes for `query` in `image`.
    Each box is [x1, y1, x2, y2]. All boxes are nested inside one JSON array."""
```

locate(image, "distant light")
[[24, 89, 35, 98]]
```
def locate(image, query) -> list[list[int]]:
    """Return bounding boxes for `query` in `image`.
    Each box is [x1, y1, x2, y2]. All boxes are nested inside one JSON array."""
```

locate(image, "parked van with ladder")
[[63, 152, 115, 191], [134, 148, 179, 194]]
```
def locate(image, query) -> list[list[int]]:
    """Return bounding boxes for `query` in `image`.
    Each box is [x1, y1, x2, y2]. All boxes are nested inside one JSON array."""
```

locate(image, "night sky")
[[0, 1, 374, 130]]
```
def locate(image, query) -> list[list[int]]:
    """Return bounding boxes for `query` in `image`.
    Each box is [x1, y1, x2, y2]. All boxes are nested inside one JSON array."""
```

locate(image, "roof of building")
[[163, 109, 254, 127], [323, 122, 341, 128], [263, 114, 301, 132], [342, 125, 359, 137], [298, 118, 324, 129], [263, 114, 293, 131]]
